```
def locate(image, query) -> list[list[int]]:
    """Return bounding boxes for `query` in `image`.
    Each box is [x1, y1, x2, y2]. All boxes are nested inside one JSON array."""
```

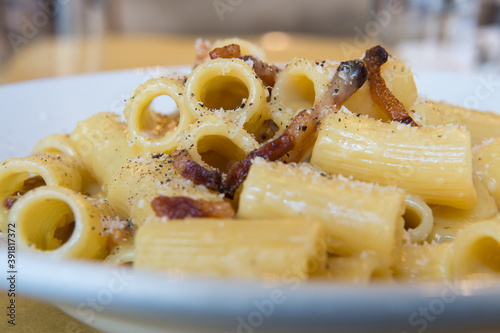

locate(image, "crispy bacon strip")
[[209, 44, 280, 87], [3, 175, 46, 209], [151, 196, 235, 219], [172, 149, 223, 192], [172, 60, 368, 199], [223, 133, 295, 198], [209, 44, 240, 59], [281, 59, 369, 163], [363, 45, 417, 126]]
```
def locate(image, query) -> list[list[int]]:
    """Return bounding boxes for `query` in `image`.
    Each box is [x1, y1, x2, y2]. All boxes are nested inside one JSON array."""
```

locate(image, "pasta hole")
[[200, 76, 249, 110], [469, 237, 500, 274], [54, 220, 75, 245], [403, 207, 422, 230], [197, 135, 247, 173], [281, 74, 315, 111], [141, 95, 179, 139], [2, 174, 46, 210], [20, 198, 76, 251]]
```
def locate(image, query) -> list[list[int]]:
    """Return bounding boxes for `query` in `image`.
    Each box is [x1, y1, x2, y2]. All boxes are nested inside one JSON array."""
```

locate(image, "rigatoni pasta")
[[1, 39, 500, 286], [310, 109, 477, 209]]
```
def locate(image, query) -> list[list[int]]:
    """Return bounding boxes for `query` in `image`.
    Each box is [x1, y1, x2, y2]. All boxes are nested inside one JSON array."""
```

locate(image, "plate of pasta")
[[1, 39, 500, 333]]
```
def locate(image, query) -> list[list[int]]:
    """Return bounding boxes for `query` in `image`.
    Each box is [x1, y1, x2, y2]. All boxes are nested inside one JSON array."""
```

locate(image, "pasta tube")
[[318, 251, 392, 284], [238, 158, 406, 259], [403, 195, 433, 244], [0, 153, 82, 232], [32, 133, 96, 193], [451, 219, 500, 279], [184, 58, 270, 135], [270, 58, 338, 130], [311, 109, 477, 209], [70, 112, 142, 191], [428, 174, 498, 243], [107, 154, 223, 226], [434, 101, 500, 146], [408, 100, 446, 127], [176, 113, 259, 172], [11, 186, 111, 259], [474, 137, 500, 207], [393, 243, 453, 283], [135, 218, 325, 279], [123, 77, 194, 154]]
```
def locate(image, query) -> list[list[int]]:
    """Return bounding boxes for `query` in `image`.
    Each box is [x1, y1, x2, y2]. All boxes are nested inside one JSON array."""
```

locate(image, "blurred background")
[[0, 0, 499, 83]]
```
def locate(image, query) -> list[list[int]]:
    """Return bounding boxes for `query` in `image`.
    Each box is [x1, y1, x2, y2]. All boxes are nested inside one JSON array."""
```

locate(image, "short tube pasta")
[[238, 158, 406, 260], [184, 58, 270, 135], [107, 154, 223, 226], [318, 251, 392, 284], [270, 58, 338, 130], [0, 153, 82, 232], [70, 112, 142, 191], [451, 219, 500, 279], [428, 174, 498, 243], [311, 109, 477, 209], [123, 77, 194, 154], [176, 114, 259, 172], [434, 101, 500, 146], [393, 243, 453, 283], [32, 134, 79, 157], [11, 186, 111, 259], [403, 195, 433, 244], [474, 137, 500, 207], [135, 217, 325, 279]]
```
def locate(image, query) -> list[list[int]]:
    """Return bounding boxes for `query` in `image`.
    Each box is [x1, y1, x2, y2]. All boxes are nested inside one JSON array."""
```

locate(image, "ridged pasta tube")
[[451, 219, 500, 279], [135, 218, 325, 279], [434, 101, 500, 146], [311, 109, 477, 209], [428, 174, 498, 243], [177, 113, 259, 172], [0, 153, 82, 232], [238, 158, 406, 259], [270, 58, 338, 130], [70, 112, 142, 191], [32, 134, 79, 157], [393, 243, 453, 283], [32, 133, 96, 193], [184, 58, 270, 135], [403, 195, 433, 244], [123, 77, 194, 154], [11, 186, 111, 259], [474, 137, 500, 207], [318, 251, 392, 284], [107, 154, 223, 226]]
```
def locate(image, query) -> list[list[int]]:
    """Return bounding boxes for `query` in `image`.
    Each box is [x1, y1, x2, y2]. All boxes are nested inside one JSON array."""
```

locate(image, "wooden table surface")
[[0, 33, 376, 84]]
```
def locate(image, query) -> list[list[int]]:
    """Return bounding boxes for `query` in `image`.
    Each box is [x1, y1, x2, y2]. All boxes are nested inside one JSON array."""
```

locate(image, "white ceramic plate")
[[1, 68, 500, 333]]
